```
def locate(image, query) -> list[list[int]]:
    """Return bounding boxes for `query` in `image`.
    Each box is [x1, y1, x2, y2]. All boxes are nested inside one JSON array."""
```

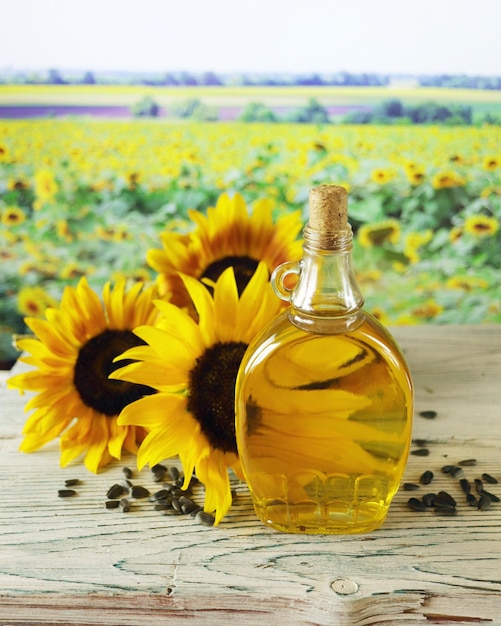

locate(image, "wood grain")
[[1, 325, 500, 625]]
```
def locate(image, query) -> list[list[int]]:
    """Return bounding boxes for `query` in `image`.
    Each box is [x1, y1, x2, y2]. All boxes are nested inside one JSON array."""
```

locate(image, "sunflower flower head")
[[464, 214, 499, 238], [146, 192, 303, 309], [113, 262, 283, 525], [358, 219, 401, 248], [8, 277, 160, 473]]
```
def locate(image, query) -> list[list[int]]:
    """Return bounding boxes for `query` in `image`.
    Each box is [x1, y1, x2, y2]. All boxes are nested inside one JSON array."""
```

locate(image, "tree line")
[[2, 69, 501, 90]]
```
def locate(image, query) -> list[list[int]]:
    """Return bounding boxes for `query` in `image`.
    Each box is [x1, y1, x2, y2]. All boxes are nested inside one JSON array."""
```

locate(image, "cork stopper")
[[308, 184, 348, 232]]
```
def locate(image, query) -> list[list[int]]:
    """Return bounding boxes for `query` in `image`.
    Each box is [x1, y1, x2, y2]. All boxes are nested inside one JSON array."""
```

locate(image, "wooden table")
[[1, 325, 500, 625]]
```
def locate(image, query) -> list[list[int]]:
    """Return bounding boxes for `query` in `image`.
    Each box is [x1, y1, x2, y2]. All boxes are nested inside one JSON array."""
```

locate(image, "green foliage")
[[130, 95, 159, 117], [238, 102, 277, 123], [286, 98, 330, 124], [169, 98, 218, 121]]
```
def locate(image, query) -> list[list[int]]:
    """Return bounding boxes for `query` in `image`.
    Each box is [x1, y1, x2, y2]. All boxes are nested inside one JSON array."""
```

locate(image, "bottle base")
[[252, 499, 390, 535]]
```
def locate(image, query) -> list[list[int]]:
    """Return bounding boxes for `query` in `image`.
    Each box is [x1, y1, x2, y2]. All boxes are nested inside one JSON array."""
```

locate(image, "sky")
[[1, 0, 500, 76]]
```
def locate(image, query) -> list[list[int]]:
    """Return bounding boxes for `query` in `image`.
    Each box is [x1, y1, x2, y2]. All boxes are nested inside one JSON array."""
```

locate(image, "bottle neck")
[[287, 224, 365, 333]]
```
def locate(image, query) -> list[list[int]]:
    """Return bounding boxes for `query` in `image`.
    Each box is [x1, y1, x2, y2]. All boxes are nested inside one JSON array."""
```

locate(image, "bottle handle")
[[271, 261, 300, 302]]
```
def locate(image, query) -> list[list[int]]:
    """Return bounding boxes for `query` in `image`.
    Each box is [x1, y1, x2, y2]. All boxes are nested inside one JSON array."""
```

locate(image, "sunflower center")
[[201, 255, 260, 295], [187, 341, 248, 454], [74, 329, 155, 416]]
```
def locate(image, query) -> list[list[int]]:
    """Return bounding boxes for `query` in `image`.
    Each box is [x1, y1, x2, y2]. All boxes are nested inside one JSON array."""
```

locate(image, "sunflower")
[[34, 169, 59, 202], [464, 214, 499, 238], [1, 205, 26, 226], [357, 219, 401, 248], [146, 192, 303, 308], [8, 277, 159, 472], [17, 285, 58, 317], [113, 262, 283, 524]]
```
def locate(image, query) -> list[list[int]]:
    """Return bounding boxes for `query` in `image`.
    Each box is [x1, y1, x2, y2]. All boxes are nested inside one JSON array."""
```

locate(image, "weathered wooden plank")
[[1, 325, 500, 625]]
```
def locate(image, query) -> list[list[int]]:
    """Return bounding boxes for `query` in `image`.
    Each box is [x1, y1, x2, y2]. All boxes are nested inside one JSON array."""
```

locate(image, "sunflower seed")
[[478, 494, 492, 511], [181, 500, 200, 515], [122, 467, 133, 479], [479, 489, 499, 503], [196, 510, 216, 526], [407, 497, 426, 512], [474, 479, 484, 494], [434, 506, 457, 516], [107, 483, 126, 499], [189, 506, 203, 517], [105, 500, 120, 509], [130, 485, 150, 499], [412, 438, 428, 447], [481, 473, 498, 485], [422, 493, 436, 507], [459, 478, 471, 494], [411, 448, 430, 456], [64, 479, 80, 487], [154, 503, 172, 511], [434, 491, 456, 508], [169, 466, 180, 481], [403, 482, 420, 491], [441, 465, 455, 474], [152, 489, 171, 501], [458, 459, 477, 467], [418, 410, 437, 419], [450, 466, 464, 479], [466, 493, 478, 507], [420, 470, 434, 485], [58, 489, 77, 497], [120, 498, 131, 512], [171, 498, 182, 513]]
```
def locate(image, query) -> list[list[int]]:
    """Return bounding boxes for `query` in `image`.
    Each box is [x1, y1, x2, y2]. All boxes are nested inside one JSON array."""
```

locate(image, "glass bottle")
[[235, 184, 413, 534]]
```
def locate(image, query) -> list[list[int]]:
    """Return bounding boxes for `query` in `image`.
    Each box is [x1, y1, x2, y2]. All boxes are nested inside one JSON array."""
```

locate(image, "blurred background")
[[1, 0, 500, 366]]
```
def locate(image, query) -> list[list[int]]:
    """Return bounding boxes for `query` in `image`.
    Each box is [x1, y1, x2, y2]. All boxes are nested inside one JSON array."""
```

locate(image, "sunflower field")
[[1, 118, 500, 364]]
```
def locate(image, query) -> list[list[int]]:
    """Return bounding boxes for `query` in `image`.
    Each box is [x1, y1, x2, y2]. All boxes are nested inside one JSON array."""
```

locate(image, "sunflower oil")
[[235, 184, 413, 534]]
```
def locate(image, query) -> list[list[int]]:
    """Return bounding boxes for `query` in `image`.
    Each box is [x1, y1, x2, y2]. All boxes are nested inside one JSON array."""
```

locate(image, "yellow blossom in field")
[[34, 169, 58, 202], [431, 170, 465, 189], [1, 205, 26, 226], [7, 177, 30, 191], [0, 143, 10, 162], [370, 167, 395, 185], [56, 219, 73, 241], [449, 226, 464, 243], [358, 220, 400, 248], [411, 299, 444, 319], [370, 306, 390, 325], [446, 276, 489, 291], [404, 229, 433, 263], [60, 262, 87, 280], [482, 156, 499, 171], [17, 285, 58, 317], [464, 214, 499, 238], [405, 167, 426, 186]]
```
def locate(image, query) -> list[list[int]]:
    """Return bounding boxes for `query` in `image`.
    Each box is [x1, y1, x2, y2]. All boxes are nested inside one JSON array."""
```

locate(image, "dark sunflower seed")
[[64, 479, 80, 487], [478, 494, 492, 511], [422, 493, 436, 507], [481, 473, 498, 485], [418, 410, 437, 419], [458, 459, 477, 467], [151, 489, 171, 501], [411, 448, 430, 456], [435, 491, 456, 507], [196, 510, 216, 526], [154, 503, 172, 511], [107, 483, 126, 499], [171, 498, 182, 513], [189, 505, 203, 517], [441, 465, 455, 474], [130, 485, 150, 499], [122, 467, 133, 479], [479, 490, 500, 503], [407, 497, 427, 512], [169, 466, 180, 481], [181, 501, 200, 515], [434, 506, 457, 516], [412, 438, 428, 447], [450, 466, 464, 479], [420, 470, 434, 485], [105, 500, 120, 509], [466, 493, 478, 507], [403, 482, 420, 491], [459, 479, 471, 494], [474, 479, 484, 494], [58, 489, 77, 497], [120, 498, 131, 512]]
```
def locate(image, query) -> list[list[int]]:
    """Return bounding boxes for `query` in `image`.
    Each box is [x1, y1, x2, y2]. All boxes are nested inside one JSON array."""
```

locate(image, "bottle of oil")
[[235, 184, 413, 534]]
